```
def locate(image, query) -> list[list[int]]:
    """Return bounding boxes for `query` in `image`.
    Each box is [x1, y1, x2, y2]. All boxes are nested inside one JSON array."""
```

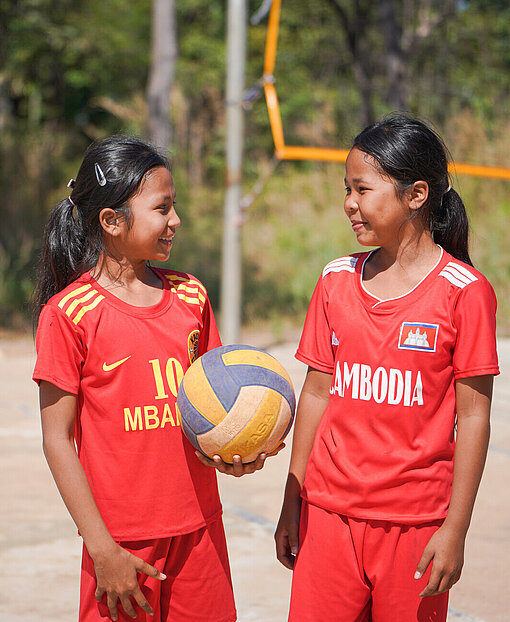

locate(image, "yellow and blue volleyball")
[[177, 344, 296, 463]]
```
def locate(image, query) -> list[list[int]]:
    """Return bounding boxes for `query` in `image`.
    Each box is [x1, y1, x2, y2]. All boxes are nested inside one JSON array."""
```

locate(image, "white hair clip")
[[67, 178, 75, 188], [94, 162, 107, 186]]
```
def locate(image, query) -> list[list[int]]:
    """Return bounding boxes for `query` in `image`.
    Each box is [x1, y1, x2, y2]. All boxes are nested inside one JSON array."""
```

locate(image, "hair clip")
[[67, 178, 75, 188], [94, 162, 107, 187], [445, 185, 452, 193]]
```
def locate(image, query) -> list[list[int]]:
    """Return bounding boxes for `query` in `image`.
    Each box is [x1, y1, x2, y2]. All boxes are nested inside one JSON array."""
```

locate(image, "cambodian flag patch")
[[398, 322, 438, 353]]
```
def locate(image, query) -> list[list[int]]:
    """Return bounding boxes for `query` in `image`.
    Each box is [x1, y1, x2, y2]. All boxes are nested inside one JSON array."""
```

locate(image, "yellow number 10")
[[149, 358, 184, 400]]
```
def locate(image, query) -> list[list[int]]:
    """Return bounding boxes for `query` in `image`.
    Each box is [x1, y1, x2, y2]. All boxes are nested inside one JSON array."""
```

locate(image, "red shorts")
[[79, 516, 236, 622], [289, 502, 448, 622]]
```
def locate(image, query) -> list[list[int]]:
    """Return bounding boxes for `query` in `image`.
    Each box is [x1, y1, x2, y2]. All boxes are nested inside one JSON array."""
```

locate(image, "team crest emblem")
[[188, 330, 200, 363], [398, 322, 438, 353]]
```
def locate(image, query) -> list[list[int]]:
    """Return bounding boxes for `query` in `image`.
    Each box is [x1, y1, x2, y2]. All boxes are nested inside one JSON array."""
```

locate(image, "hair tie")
[[68, 196, 76, 208], [445, 185, 452, 194], [67, 178, 75, 188], [94, 162, 107, 186]]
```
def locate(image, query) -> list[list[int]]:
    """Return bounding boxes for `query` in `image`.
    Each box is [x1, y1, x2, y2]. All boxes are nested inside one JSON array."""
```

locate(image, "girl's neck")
[[91, 254, 164, 307], [363, 232, 441, 301], [373, 231, 439, 273]]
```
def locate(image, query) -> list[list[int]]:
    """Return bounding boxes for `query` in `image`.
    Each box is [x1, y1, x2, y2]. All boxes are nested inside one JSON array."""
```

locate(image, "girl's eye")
[[345, 187, 351, 194]]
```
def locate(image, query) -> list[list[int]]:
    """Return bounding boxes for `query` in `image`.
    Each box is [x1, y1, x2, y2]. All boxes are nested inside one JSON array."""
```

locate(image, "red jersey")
[[33, 268, 222, 540], [296, 249, 499, 523]]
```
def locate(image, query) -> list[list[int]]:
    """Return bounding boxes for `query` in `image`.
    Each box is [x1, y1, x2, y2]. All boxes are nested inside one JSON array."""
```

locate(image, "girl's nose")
[[344, 194, 358, 216], [169, 207, 181, 228]]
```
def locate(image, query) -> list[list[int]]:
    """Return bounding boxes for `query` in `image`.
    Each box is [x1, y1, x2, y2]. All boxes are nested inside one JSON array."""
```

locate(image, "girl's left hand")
[[415, 522, 465, 597], [195, 443, 285, 477]]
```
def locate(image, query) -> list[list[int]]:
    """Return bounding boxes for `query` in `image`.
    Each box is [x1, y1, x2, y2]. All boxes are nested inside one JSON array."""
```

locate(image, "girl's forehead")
[[345, 148, 386, 182], [137, 166, 174, 195]]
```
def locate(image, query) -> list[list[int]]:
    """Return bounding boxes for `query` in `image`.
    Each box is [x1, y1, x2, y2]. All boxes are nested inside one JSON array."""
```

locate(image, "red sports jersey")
[[296, 248, 499, 523], [33, 268, 222, 540]]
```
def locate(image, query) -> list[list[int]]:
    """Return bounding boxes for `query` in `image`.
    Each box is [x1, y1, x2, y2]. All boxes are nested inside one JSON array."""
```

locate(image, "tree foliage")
[[0, 0, 509, 327]]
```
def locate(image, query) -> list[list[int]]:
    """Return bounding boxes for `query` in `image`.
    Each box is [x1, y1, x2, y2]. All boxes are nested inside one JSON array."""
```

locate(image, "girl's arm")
[[416, 374, 493, 597], [275, 367, 332, 569], [40, 381, 166, 621]]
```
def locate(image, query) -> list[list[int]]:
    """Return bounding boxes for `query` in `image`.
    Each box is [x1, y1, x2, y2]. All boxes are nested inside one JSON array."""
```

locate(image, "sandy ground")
[[0, 334, 508, 622]]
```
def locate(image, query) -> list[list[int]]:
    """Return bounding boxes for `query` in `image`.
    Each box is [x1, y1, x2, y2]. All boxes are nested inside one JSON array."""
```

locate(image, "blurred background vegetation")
[[1, 0, 510, 333]]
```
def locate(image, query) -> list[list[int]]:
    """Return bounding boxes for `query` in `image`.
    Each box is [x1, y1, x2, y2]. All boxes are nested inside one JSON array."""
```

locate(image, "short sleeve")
[[198, 296, 222, 356], [32, 305, 85, 394], [452, 278, 499, 379], [295, 275, 335, 373]]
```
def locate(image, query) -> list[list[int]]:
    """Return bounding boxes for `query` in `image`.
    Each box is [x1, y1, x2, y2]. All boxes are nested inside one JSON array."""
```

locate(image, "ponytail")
[[33, 197, 91, 325], [431, 188, 472, 266]]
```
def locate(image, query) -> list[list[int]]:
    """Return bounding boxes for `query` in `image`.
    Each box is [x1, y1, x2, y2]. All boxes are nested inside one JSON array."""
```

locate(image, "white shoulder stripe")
[[442, 266, 472, 285], [439, 270, 469, 288], [447, 262, 477, 282], [439, 262, 478, 289], [323, 256, 358, 278]]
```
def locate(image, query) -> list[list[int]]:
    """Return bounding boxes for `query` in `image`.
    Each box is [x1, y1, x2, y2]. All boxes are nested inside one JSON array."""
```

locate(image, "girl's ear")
[[407, 181, 429, 211], [99, 208, 123, 236]]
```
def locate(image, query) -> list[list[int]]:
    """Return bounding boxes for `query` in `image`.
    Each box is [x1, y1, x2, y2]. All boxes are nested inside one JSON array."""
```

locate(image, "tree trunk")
[[378, 0, 407, 111], [324, 0, 375, 126], [147, 0, 177, 152]]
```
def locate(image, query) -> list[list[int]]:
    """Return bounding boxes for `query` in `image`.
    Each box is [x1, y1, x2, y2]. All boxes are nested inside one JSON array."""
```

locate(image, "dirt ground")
[[0, 334, 508, 622]]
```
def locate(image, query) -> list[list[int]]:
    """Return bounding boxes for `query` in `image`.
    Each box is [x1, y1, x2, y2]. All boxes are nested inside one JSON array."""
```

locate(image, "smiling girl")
[[32, 135, 262, 622], [275, 115, 499, 621]]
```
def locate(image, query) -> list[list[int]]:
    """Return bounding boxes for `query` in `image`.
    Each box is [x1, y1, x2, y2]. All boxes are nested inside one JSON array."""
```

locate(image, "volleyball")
[[177, 344, 296, 463]]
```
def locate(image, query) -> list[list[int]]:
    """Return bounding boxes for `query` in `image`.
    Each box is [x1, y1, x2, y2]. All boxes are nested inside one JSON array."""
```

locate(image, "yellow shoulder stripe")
[[65, 289, 99, 317], [58, 284, 92, 309], [72, 295, 105, 325]]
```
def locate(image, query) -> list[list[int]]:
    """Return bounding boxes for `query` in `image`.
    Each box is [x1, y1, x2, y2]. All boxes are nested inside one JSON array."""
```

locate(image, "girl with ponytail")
[[32, 134, 268, 622], [276, 114, 499, 622]]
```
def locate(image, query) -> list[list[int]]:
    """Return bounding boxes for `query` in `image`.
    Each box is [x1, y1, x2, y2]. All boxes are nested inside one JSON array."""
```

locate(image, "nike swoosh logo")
[[103, 356, 132, 372]]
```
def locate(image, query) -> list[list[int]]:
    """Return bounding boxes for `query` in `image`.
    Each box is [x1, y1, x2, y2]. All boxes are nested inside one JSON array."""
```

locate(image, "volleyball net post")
[[263, 0, 510, 181]]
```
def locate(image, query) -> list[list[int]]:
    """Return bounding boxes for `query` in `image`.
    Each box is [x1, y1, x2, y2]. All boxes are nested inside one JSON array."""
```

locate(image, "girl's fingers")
[[132, 585, 154, 616], [106, 594, 119, 621], [275, 532, 295, 570], [253, 453, 267, 471], [119, 594, 137, 618], [94, 586, 105, 602], [232, 455, 244, 476], [415, 546, 433, 581], [196, 450, 274, 476], [267, 442, 285, 457], [419, 564, 442, 598], [137, 559, 166, 581]]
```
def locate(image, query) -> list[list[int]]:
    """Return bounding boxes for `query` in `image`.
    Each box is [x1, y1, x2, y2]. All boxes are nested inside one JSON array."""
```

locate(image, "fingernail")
[[291, 546, 298, 555], [414, 571, 422, 579], [159, 572, 167, 579]]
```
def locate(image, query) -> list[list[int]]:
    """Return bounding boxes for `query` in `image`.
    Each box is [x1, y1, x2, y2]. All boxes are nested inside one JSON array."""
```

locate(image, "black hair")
[[33, 134, 170, 322], [352, 114, 472, 265]]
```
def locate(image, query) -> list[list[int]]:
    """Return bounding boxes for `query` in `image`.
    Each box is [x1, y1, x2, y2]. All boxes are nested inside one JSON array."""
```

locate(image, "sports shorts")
[[289, 501, 448, 622], [79, 516, 236, 622]]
